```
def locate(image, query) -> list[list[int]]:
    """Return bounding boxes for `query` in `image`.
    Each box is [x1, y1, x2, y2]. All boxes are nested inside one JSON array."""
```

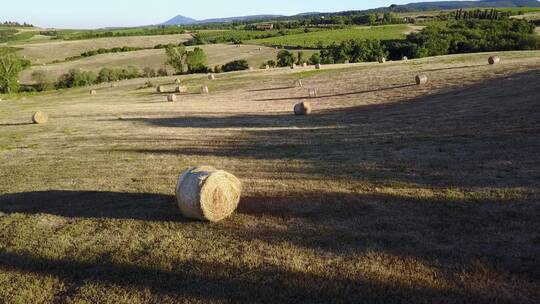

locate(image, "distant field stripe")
[[248, 25, 409, 48]]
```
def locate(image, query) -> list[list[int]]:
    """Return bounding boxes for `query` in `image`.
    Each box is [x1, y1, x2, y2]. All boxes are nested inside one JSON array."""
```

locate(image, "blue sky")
[[4, 0, 455, 29]]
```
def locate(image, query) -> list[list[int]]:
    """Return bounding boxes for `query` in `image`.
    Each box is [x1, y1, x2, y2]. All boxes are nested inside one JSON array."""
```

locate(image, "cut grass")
[[0, 51, 539, 303]]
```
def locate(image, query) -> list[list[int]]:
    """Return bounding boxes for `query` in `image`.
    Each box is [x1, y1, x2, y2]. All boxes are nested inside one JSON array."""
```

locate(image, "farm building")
[[256, 23, 274, 30]]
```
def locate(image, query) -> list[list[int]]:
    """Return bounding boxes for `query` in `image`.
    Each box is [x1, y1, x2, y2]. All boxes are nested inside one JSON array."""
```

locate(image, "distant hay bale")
[[111, 83, 118, 88], [265, 65, 270, 70], [488, 56, 500, 65], [249, 67, 254, 71], [302, 62, 308, 67], [415, 74, 428, 85], [308, 88, 318, 98], [402, 56, 408, 61], [156, 86, 164, 93], [201, 86, 209, 94], [175, 86, 187, 93], [315, 63, 321, 69], [176, 166, 242, 222], [294, 102, 312, 116], [175, 78, 181, 84], [90, 90, 97, 95], [167, 94, 177, 102], [290, 64, 297, 69], [378, 57, 386, 63], [32, 111, 48, 124], [294, 79, 303, 88], [208, 74, 216, 80]]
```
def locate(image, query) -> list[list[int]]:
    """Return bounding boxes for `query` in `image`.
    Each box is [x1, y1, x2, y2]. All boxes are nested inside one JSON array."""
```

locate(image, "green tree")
[[296, 51, 306, 65], [0, 49, 24, 93], [186, 47, 209, 73], [221, 59, 249, 72], [276, 50, 296, 67], [165, 45, 187, 74], [308, 53, 321, 65]]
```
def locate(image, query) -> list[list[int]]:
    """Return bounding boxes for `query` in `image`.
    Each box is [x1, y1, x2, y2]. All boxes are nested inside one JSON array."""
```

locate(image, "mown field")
[[248, 24, 410, 48], [14, 33, 193, 64], [0, 51, 539, 303], [18, 44, 318, 84]]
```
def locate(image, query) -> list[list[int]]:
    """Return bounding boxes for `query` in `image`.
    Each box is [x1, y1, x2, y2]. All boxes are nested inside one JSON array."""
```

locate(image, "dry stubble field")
[[0, 51, 539, 303]]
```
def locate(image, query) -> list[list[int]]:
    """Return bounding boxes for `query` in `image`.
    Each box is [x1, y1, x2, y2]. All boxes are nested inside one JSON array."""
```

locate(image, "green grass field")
[[248, 25, 410, 48]]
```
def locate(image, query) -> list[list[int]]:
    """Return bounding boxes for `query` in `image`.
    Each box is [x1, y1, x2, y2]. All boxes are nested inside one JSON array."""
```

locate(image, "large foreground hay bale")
[[175, 86, 187, 93], [201, 86, 209, 94], [90, 90, 97, 95], [488, 56, 500, 65], [167, 94, 177, 102], [32, 111, 48, 124], [156, 86, 164, 93], [208, 74, 216, 80], [415, 74, 428, 85], [294, 102, 311, 115], [176, 166, 242, 222]]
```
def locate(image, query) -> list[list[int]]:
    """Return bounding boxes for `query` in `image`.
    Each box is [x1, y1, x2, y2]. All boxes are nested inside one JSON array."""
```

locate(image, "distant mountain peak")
[[163, 15, 198, 26]]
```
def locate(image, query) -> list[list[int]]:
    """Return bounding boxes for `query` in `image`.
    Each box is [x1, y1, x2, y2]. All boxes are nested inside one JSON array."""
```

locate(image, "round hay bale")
[[111, 83, 118, 88], [488, 56, 500, 65], [294, 102, 311, 116], [402, 56, 408, 61], [415, 74, 428, 85], [302, 62, 308, 67], [156, 86, 164, 93], [175, 78, 181, 84], [167, 94, 177, 102], [378, 57, 386, 63], [201, 86, 209, 94], [176, 166, 242, 222], [315, 63, 321, 69], [308, 88, 318, 98], [208, 74, 216, 80], [90, 90, 97, 95], [249, 67, 254, 71], [32, 111, 48, 124], [290, 64, 297, 69], [265, 65, 270, 70], [175, 86, 187, 93], [294, 79, 303, 88]]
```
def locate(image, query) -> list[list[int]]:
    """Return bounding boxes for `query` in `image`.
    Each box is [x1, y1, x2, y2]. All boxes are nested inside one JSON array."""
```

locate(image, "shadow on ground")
[[0, 191, 181, 221]]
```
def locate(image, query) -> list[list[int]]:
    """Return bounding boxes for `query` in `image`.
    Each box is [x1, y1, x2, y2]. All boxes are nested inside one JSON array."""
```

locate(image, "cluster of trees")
[[165, 45, 209, 74], [66, 46, 144, 61], [453, 9, 511, 21], [34, 66, 169, 91], [1, 21, 33, 27], [319, 40, 387, 64], [275, 50, 321, 66], [217, 59, 250, 73], [313, 19, 539, 63]]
